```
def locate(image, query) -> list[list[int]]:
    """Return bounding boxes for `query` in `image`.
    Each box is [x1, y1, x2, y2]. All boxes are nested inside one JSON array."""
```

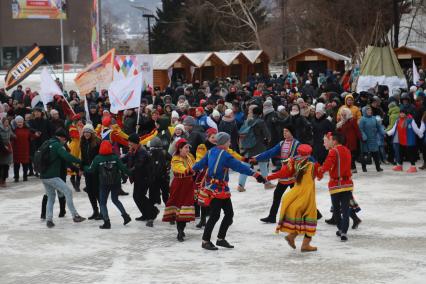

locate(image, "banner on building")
[[91, 0, 99, 61], [12, 0, 67, 19], [113, 55, 153, 92], [4, 45, 44, 90], [108, 73, 143, 114], [74, 49, 115, 96]]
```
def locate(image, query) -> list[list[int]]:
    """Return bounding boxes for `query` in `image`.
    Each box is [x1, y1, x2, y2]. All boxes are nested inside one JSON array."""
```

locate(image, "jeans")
[[202, 198, 234, 242], [99, 184, 126, 221], [331, 191, 351, 234], [41, 177, 78, 221], [238, 161, 269, 187], [393, 143, 400, 165]]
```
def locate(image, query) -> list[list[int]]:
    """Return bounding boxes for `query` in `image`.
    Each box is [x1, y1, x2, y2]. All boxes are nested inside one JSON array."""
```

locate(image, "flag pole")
[[60, 16, 65, 89]]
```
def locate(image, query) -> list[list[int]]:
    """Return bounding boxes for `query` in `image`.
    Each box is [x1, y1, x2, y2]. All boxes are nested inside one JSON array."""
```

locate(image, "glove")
[[253, 172, 266, 184], [248, 157, 258, 165]]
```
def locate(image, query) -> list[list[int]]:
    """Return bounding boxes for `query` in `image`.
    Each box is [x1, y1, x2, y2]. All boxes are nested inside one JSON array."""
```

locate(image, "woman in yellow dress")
[[266, 144, 320, 252]]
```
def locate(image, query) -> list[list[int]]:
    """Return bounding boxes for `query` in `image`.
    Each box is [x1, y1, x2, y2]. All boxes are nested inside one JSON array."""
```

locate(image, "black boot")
[[100, 219, 111, 229], [216, 239, 234, 248], [58, 196, 66, 218], [41, 195, 47, 219], [177, 230, 185, 242], [325, 214, 338, 225], [350, 211, 362, 229], [88, 211, 100, 220], [202, 241, 218, 250], [316, 209, 322, 220], [196, 216, 206, 229], [75, 176, 81, 192], [122, 213, 131, 225], [260, 216, 276, 223]]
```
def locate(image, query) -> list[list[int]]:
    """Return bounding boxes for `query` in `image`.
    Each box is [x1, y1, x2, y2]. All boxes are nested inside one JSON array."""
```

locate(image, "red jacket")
[[13, 127, 32, 164], [319, 145, 353, 195], [337, 118, 361, 151]]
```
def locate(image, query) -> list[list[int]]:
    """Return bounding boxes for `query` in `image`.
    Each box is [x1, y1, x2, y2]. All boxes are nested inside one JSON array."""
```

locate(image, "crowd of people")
[[0, 70, 425, 251]]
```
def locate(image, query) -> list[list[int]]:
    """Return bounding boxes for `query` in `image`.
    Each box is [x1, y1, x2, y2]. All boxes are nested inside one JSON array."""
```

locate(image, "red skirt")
[[162, 176, 196, 222]]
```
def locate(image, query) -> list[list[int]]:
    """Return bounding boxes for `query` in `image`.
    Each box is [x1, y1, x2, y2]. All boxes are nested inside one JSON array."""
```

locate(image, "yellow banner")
[[74, 49, 115, 96]]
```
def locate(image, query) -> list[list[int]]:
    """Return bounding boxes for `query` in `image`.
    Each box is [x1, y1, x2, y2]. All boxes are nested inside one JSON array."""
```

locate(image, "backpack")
[[148, 148, 167, 180], [99, 160, 120, 186], [238, 119, 259, 150], [33, 140, 53, 174]]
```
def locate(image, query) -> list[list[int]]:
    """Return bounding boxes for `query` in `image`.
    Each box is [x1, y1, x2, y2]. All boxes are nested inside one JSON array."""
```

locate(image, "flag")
[[74, 49, 115, 96], [91, 0, 99, 61], [167, 67, 173, 86], [108, 73, 143, 114], [4, 45, 44, 90], [413, 60, 420, 85], [39, 67, 63, 110]]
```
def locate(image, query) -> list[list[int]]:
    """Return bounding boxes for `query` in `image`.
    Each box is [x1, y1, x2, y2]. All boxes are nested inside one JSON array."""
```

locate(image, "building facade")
[[0, 0, 92, 69]]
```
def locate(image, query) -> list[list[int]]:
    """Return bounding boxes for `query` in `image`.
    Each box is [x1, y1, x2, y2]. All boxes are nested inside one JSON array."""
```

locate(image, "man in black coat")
[[183, 116, 205, 157], [311, 103, 335, 163]]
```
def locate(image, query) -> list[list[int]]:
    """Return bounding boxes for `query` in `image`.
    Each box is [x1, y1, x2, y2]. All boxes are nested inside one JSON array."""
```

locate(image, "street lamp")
[[131, 4, 155, 54]]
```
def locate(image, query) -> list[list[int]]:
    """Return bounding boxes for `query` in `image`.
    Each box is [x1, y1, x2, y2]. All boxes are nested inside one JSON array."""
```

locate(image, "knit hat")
[[224, 109, 233, 117], [212, 110, 221, 118], [277, 105, 285, 113], [206, 128, 218, 138], [14, 115, 24, 123], [315, 102, 326, 114], [410, 85, 417, 93], [148, 137, 162, 148], [82, 123, 95, 134], [263, 100, 274, 116], [128, 133, 140, 144], [284, 125, 295, 136], [183, 116, 196, 126], [102, 116, 111, 127], [216, 132, 230, 146], [171, 110, 179, 119], [297, 144, 312, 156], [174, 124, 185, 133], [99, 140, 113, 155]]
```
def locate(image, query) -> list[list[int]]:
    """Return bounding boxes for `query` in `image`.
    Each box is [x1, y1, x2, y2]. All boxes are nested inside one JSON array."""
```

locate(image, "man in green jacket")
[[85, 140, 132, 229], [40, 129, 86, 228]]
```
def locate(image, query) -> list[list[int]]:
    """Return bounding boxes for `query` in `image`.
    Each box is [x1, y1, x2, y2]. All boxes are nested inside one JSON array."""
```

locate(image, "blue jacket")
[[193, 146, 254, 194], [255, 139, 300, 162], [359, 113, 383, 152]]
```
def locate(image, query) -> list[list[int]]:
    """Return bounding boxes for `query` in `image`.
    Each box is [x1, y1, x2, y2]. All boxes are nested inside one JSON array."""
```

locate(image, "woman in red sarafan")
[[12, 116, 32, 182], [162, 138, 196, 242]]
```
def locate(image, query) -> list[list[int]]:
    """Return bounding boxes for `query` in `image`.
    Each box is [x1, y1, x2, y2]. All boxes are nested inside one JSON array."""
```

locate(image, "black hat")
[[283, 124, 295, 136], [55, 128, 69, 139], [128, 133, 140, 144]]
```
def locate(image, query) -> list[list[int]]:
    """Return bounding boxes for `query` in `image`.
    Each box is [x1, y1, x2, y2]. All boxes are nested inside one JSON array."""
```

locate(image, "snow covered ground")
[[0, 164, 426, 284]]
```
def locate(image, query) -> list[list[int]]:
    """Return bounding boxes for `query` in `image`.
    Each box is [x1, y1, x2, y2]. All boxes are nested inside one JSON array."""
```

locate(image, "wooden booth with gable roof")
[[394, 46, 426, 70], [287, 48, 350, 74]]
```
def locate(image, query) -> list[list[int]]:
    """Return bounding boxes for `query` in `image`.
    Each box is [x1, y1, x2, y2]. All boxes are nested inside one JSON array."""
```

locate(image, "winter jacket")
[[197, 114, 217, 131], [186, 129, 205, 157], [193, 146, 255, 198], [387, 117, 423, 146], [319, 145, 353, 195], [0, 123, 13, 165], [85, 153, 130, 186], [244, 116, 270, 157], [40, 138, 82, 179], [121, 145, 151, 185], [337, 95, 362, 122], [80, 137, 101, 167], [123, 113, 137, 135], [336, 118, 361, 151], [359, 111, 384, 153], [264, 111, 281, 148], [218, 118, 239, 151], [283, 114, 313, 145], [28, 117, 52, 153], [312, 115, 335, 163], [385, 105, 400, 131], [12, 127, 31, 164]]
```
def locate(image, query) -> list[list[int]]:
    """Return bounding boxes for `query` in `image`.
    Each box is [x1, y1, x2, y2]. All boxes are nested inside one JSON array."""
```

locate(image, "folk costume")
[[266, 144, 319, 252], [318, 137, 354, 241], [67, 114, 84, 191], [193, 132, 265, 250], [162, 138, 196, 241], [254, 133, 300, 223]]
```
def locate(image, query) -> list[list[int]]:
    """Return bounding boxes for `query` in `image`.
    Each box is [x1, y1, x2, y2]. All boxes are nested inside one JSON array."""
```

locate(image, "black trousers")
[[202, 198, 234, 242], [13, 163, 29, 179], [149, 178, 169, 205], [0, 165, 9, 181], [268, 183, 293, 219], [85, 173, 100, 213], [350, 150, 358, 169], [177, 221, 186, 233], [133, 179, 157, 219], [422, 143, 426, 164], [399, 145, 416, 166], [361, 151, 381, 170], [331, 191, 351, 234]]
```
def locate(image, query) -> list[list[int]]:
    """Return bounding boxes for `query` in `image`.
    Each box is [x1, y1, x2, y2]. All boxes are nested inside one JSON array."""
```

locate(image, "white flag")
[[108, 73, 142, 114], [413, 60, 420, 85], [39, 67, 63, 110]]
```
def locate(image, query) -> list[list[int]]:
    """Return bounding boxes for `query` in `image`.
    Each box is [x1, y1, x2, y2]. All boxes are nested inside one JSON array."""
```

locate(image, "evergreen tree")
[[151, 0, 186, 53]]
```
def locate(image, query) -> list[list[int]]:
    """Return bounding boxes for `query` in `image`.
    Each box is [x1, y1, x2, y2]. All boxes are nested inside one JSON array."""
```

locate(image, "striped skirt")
[[162, 176, 195, 222]]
